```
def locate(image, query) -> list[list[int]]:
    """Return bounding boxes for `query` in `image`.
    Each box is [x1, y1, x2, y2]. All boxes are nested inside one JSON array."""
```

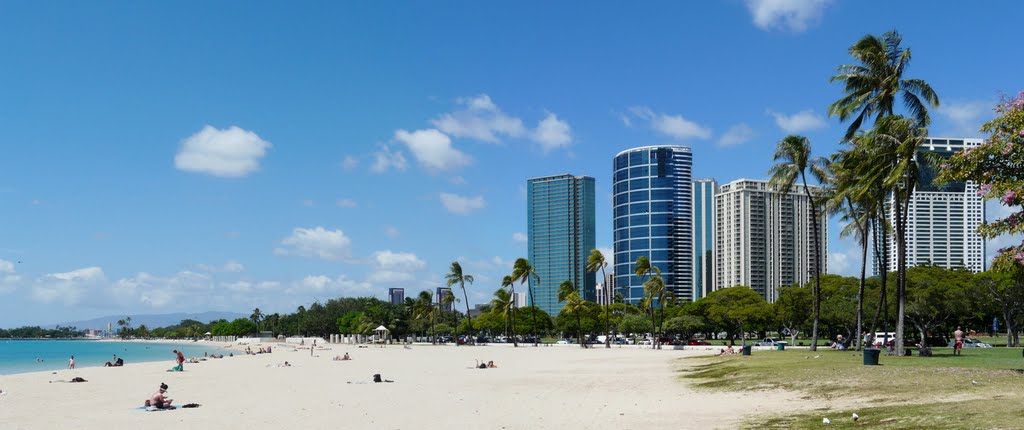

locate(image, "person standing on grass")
[[953, 326, 965, 356]]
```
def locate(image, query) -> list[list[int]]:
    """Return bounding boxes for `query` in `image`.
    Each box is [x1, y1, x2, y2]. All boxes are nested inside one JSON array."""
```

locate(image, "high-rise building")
[[596, 272, 615, 306], [692, 178, 717, 300], [527, 174, 597, 316], [612, 146, 693, 303], [436, 287, 454, 312], [877, 138, 986, 273], [715, 179, 828, 302], [388, 288, 405, 305]]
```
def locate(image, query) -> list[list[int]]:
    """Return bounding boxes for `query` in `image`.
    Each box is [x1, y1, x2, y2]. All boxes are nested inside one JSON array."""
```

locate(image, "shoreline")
[[0, 339, 235, 377]]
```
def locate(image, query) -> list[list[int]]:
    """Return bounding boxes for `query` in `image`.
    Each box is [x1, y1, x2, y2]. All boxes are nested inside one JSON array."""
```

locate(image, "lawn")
[[681, 347, 1024, 429]]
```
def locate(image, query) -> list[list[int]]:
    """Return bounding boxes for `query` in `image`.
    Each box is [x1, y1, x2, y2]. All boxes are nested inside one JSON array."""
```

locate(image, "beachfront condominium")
[[715, 179, 827, 303], [612, 146, 693, 304], [596, 272, 615, 306], [692, 178, 717, 301], [388, 288, 405, 305], [876, 138, 986, 274], [436, 287, 454, 312], [527, 174, 596, 316]]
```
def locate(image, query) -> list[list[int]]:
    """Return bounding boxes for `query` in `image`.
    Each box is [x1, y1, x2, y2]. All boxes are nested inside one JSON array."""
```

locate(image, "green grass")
[[681, 347, 1024, 429]]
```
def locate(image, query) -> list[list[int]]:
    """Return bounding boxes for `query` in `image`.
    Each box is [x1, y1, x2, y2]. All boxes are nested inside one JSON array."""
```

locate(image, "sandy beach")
[[0, 342, 807, 429]]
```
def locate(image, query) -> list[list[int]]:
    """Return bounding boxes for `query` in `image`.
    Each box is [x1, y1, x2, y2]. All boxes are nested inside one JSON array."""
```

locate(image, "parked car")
[[687, 339, 711, 346], [949, 338, 992, 348], [752, 338, 778, 346], [555, 339, 572, 345], [612, 337, 628, 345]]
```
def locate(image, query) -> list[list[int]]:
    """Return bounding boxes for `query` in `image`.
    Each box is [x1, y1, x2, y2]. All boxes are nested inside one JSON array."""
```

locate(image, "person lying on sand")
[[487, 361, 497, 368], [145, 383, 173, 409], [333, 353, 352, 361]]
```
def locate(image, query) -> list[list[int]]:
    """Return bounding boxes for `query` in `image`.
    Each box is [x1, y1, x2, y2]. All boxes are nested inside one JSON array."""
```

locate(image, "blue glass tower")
[[692, 179, 717, 300], [612, 146, 693, 303], [527, 174, 597, 317]]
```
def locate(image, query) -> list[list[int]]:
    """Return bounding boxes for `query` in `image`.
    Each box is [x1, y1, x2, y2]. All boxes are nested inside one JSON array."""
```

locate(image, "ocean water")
[[0, 340, 229, 375]]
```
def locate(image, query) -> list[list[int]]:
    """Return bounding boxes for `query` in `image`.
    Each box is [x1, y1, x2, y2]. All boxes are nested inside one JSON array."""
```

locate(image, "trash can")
[[776, 342, 786, 351], [742, 345, 752, 356], [863, 348, 881, 365]]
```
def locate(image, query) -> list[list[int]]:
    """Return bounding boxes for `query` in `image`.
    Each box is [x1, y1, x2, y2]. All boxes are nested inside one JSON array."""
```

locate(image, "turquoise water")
[[0, 340, 229, 375]]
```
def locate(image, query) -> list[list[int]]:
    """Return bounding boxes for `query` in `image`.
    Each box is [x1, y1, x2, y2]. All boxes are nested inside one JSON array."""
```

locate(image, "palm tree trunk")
[[510, 284, 518, 347], [528, 283, 538, 346], [601, 267, 611, 348], [857, 228, 868, 351], [577, 310, 584, 348], [894, 191, 907, 356], [802, 177, 821, 352], [461, 282, 474, 345]]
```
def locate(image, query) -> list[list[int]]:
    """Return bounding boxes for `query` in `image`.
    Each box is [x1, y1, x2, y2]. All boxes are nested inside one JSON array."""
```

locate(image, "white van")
[[871, 332, 896, 347]]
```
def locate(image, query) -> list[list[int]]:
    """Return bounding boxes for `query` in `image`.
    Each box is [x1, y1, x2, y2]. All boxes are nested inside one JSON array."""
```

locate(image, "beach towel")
[[136, 406, 176, 411]]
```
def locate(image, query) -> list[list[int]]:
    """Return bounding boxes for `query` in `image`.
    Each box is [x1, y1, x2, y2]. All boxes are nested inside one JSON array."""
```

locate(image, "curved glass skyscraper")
[[612, 146, 693, 303]]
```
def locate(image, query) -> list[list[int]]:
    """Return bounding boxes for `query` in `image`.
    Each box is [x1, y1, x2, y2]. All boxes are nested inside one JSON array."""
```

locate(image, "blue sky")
[[1, 1, 1020, 327]]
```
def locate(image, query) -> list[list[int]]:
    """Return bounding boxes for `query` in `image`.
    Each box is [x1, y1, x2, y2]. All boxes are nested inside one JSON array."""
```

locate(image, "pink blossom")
[[978, 183, 993, 196], [1002, 190, 1017, 205]]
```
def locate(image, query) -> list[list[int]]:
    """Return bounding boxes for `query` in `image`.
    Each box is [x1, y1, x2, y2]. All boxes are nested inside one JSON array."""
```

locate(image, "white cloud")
[[197, 261, 245, 273], [109, 272, 213, 308], [367, 271, 416, 284], [394, 129, 472, 172], [512, 232, 528, 244], [627, 106, 712, 140], [440, 192, 486, 215], [826, 239, 861, 277], [274, 227, 353, 261], [174, 125, 271, 177], [372, 250, 426, 272], [384, 226, 400, 238], [768, 109, 828, 133], [937, 100, 990, 138], [220, 280, 279, 293], [33, 267, 106, 305], [718, 123, 756, 147], [370, 145, 408, 173], [532, 113, 573, 152], [745, 0, 831, 32], [340, 155, 359, 171], [0, 259, 14, 274], [449, 176, 467, 185], [336, 198, 358, 208], [0, 260, 18, 294], [291, 274, 373, 296], [430, 94, 526, 143]]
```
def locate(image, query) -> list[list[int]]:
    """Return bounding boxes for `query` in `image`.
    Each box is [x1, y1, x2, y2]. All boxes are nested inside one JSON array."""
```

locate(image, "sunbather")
[[145, 383, 173, 409]]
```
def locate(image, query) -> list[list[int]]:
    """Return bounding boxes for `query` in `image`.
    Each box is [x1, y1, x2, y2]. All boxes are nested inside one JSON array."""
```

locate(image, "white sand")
[[0, 343, 807, 429]]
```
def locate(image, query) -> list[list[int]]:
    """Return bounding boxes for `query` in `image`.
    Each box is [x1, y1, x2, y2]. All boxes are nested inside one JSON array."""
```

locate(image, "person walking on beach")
[[953, 326, 965, 356], [169, 350, 185, 371], [68, 355, 75, 369]]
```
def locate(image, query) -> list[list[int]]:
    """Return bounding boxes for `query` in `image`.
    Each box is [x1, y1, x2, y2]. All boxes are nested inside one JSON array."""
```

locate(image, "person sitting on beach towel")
[[487, 361, 497, 368], [145, 383, 173, 409]]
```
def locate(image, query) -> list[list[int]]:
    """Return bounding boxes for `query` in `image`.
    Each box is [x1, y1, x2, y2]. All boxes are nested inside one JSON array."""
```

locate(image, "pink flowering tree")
[[938, 91, 1024, 259], [938, 91, 1024, 346]]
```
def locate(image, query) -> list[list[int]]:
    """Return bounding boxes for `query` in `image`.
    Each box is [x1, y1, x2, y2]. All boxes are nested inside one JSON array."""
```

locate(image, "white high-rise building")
[[715, 179, 828, 302], [878, 138, 986, 273]]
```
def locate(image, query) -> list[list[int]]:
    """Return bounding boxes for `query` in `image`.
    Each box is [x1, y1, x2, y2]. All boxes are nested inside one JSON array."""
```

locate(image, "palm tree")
[[490, 287, 513, 338], [557, 280, 586, 347], [642, 268, 665, 349], [445, 261, 475, 345], [501, 275, 519, 347], [828, 150, 874, 350], [415, 290, 437, 343], [829, 30, 940, 140], [865, 115, 929, 355], [768, 135, 828, 351], [587, 249, 611, 348], [250, 308, 263, 333], [511, 258, 540, 345]]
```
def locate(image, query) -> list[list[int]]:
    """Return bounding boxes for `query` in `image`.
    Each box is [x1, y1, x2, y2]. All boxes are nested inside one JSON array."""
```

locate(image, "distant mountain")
[[50, 311, 248, 330]]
